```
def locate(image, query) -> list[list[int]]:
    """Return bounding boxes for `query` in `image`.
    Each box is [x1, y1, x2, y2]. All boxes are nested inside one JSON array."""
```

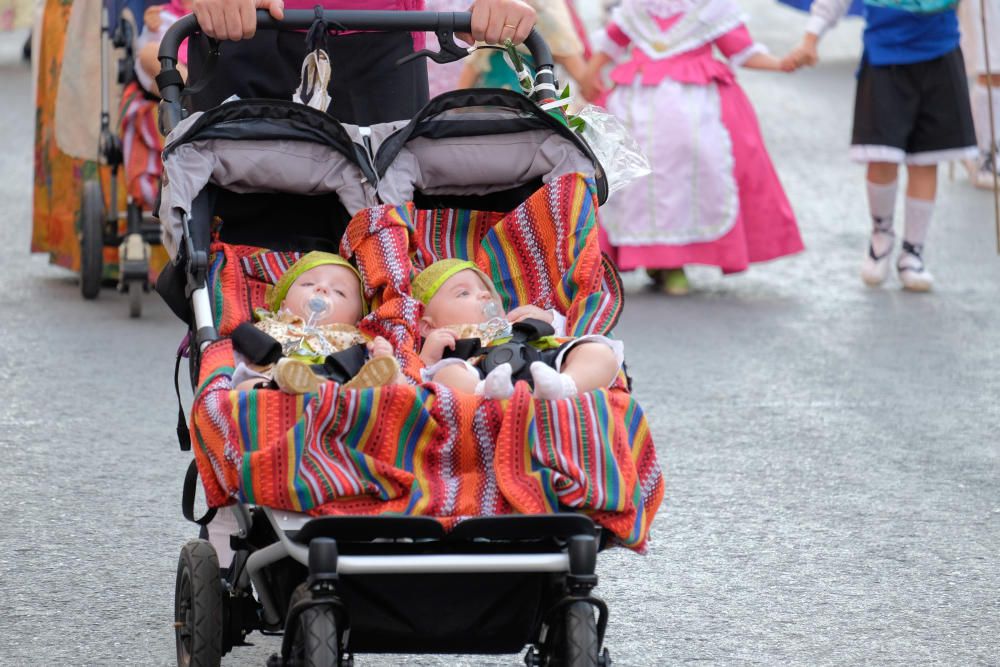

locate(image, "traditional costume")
[[595, 0, 803, 275], [807, 0, 976, 291]]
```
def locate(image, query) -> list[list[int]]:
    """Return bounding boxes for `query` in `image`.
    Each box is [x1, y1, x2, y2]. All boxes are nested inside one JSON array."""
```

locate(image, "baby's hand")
[[368, 336, 394, 359], [420, 329, 458, 366], [507, 305, 553, 324]]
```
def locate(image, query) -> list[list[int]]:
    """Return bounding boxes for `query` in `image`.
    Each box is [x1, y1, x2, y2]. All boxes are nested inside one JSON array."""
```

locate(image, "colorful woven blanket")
[[190, 174, 663, 551], [119, 82, 164, 210]]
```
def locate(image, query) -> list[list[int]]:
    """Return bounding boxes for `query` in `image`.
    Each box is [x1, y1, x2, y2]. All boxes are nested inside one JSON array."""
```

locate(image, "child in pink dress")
[[582, 0, 804, 294]]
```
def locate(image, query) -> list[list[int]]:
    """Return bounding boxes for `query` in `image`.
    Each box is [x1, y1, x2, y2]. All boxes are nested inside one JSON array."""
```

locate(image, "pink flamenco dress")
[[596, 0, 803, 274]]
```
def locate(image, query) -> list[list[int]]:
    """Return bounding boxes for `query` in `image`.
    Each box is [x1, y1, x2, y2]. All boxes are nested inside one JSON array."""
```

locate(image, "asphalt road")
[[1, 3, 998, 664]]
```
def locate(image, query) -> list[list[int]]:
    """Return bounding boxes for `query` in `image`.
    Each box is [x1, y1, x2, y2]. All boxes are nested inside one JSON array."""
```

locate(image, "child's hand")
[[420, 329, 458, 366], [783, 34, 820, 71], [143, 4, 164, 32], [580, 56, 610, 103], [368, 336, 394, 359], [507, 305, 553, 324]]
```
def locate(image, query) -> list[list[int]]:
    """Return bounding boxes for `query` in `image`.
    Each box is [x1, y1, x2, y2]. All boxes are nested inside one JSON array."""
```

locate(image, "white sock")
[[903, 197, 934, 253], [530, 362, 578, 400], [972, 83, 1000, 154], [866, 180, 897, 257], [481, 363, 514, 399]]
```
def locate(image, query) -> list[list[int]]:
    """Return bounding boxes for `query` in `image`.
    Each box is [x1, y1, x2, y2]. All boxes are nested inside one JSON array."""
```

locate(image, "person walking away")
[[784, 0, 977, 292]]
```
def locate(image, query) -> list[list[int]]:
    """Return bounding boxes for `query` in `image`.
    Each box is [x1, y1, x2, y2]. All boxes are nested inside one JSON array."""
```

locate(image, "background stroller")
[[78, 0, 167, 317], [157, 11, 661, 666]]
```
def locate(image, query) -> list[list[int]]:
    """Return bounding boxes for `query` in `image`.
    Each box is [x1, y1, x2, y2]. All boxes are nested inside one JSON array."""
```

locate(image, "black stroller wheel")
[[288, 584, 340, 667], [548, 601, 599, 667], [127, 280, 143, 318], [79, 180, 105, 300], [175, 539, 223, 667]]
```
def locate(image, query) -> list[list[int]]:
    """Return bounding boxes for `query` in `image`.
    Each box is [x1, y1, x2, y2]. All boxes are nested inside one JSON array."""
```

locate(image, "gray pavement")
[[1, 3, 999, 664]]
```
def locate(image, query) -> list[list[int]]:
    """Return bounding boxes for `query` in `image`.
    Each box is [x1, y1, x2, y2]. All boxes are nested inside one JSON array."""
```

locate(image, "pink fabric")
[[600, 82, 802, 274], [161, 5, 191, 64], [607, 17, 754, 85], [607, 22, 630, 48], [714, 24, 754, 58]]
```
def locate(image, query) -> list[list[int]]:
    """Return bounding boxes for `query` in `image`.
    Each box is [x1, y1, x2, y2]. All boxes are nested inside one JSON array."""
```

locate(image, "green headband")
[[266, 251, 368, 315], [412, 258, 499, 305]]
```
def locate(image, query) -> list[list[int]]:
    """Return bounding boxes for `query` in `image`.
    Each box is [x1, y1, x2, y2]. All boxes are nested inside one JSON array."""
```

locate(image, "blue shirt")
[[862, 1, 960, 66]]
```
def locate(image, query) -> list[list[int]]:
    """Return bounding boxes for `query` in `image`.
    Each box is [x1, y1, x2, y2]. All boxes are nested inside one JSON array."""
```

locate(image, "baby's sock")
[[972, 83, 1000, 154], [530, 362, 578, 400], [475, 363, 514, 399], [902, 197, 934, 255], [867, 179, 898, 257]]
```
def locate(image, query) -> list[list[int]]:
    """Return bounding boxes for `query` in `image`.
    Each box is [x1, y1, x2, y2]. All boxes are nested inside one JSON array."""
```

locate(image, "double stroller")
[[156, 11, 663, 666]]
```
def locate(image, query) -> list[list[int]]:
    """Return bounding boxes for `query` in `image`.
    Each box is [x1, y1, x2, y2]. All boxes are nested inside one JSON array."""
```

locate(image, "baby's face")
[[423, 269, 503, 329], [282, 264, 363, 326]]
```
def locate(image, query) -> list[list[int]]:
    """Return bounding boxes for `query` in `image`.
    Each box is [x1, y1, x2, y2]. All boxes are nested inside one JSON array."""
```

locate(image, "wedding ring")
[[503, 23, 517, 30]]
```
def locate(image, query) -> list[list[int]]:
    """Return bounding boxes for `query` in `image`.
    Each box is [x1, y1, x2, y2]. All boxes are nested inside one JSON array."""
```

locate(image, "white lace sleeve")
[[805, 0, 854, 37]]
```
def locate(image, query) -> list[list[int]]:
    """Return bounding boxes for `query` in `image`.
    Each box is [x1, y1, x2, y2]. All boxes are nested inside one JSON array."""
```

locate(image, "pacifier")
[[305, 295, 332, 327], [482, 300, 501, 319]]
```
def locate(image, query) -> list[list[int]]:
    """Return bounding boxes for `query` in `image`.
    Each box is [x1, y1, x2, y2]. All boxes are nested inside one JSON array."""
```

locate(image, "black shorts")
[[851, 48, 977, 164], [187, 31, 429, 124]]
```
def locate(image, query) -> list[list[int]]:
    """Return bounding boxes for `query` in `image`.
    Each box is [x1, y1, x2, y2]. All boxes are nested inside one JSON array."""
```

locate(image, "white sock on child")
[[903, 197, 934, 252], [476, 363, 514, 399], [867, 179, 898, 257], [530, 362, 578, 400]]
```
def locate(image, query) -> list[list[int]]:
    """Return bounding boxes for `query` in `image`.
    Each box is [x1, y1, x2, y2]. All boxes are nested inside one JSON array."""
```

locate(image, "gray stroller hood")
[[158, 92, 606, 258], [158, 100, 383, 258], [371, 90, 608, 206]]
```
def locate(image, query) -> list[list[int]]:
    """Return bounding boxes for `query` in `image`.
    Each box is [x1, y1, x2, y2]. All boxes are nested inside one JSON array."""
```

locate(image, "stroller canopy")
[[158, 92, 607, 257]]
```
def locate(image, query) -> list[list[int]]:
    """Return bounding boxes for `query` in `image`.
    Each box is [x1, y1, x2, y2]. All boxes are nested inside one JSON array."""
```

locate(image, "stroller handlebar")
[[157, 10, 557, 134]]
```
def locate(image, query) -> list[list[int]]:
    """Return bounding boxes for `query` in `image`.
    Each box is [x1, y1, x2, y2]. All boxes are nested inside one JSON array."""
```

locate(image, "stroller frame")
[[80, 0, 164, 317], [160, 11, 614, 666], [190, 506, 610, 665]]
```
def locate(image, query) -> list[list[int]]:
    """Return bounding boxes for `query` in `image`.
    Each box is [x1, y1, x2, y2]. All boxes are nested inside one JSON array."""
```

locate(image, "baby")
[[232, 251, 399, 393], [413, 259, 624, 399]]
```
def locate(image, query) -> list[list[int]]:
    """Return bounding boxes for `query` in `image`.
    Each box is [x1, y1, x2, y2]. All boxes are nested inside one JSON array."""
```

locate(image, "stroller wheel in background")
[[175, 539, 224, 667], [286, 583, 341, 667], [79, 180, 106, 300], [119, 204, 150, 319], [127, 281, 142, 318]]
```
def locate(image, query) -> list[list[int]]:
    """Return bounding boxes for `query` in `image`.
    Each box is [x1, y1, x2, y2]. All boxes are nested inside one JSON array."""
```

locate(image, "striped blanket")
[[118, 82, 163, 210], [191, 173, 663, 551]]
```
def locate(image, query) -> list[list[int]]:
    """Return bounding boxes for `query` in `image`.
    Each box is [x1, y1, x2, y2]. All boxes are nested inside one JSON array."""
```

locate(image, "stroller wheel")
[[288, 584, 340, 667], [127, 281, 143, 318], [79, 180, 106, 300], [547, 601, 600, 667], [175, 539, 223, 667]]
